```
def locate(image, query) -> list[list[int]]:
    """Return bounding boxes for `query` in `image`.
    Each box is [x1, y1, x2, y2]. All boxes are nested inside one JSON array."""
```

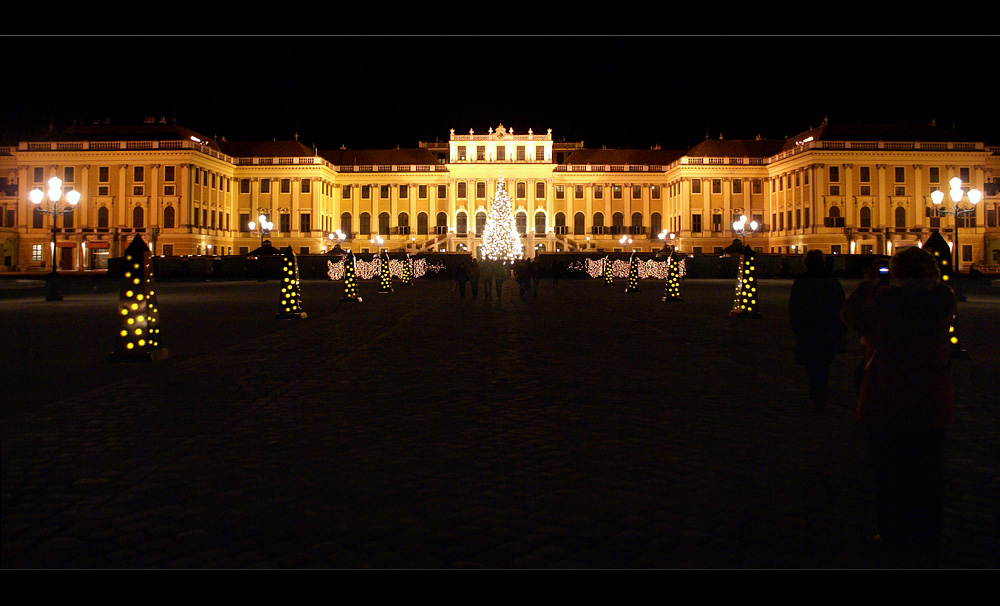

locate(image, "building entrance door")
[[60, 246, 74, 270]]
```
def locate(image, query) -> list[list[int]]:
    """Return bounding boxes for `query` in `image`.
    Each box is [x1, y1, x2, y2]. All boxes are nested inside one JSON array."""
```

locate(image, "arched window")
[[476, 211, 487, 235], [417, 212, 428, 235], [612, 212, 624, 228], [631, 212, 643, 234], [593, 212, 605, 227], [894, 206, 906, 228], [829, 206, 841, 218], [378, 212, 390, 235], [133, 206, 144, 229], [340, 211, 352, 235], [555, 212, 566, 228], [359, 212, 371, 235], [859, 206, 872, 228], [650, 212, 662, 236], [534, 211, 546, 234], [456, 211, 468, 235], [436, 212, 448, 228], [98, 206, 109, 228], [574, 212, 585, 234], [397, 212, 409, 229], [515, 211, 527, 235], [163, 206, 175, 229]]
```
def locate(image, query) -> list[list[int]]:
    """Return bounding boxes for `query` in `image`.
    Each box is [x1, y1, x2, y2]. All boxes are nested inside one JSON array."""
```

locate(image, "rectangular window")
[[895, 167, 905, 182], [556, 185, 565, 199], [300, 213, 311, 233], [99, 166, 110, 183], [959, 167, 970, 183], [32, 244, 43, 261], [830, 244, 841, 255], [476, 182, 486, 198], [280, 213, 291, 232], [895, 186, 906, 196], [535, 147, 545, 161], [240, 179, 250, 194], [281, 179, 291, 194], [240, 213, 250, 232], [860, 185, 871, 196], [342, 185, 351, 198], [361, 185, 370, 199], [497, 146, 505, 161], [731, 180, 741, 195], [633, 185, 642, 198], [929, 167, 940, 183], [536, 182, 545, 198], [261, 179, 270, 194], [576, 185, 584, 199], [134, 166, 144, 182], [476, 146, 485, 161], [691, 179, 701, 194], [64, 167, 74, 182], [712, 179, 721, 194], [164, 185, 175, 196], [594, 185, 603, 199], [133, 185, 144, 196], [380, 185, 389, 199], [34, 167, 44, 182], [164, 165, 175, 182], [830, 185, 840, 196], [517, 182, 526, 198], [301, 178, 311, 193], [438, 185, 447, 199], [418, 185, 427, 198], [712, 213, 723, 232], [829, 166, 840, 182], [517, 146, 525, 161], [613, 186, 623, 199], [458, 183, 467, 198], [399, 184, 408, 198], [860, 166, 871, 182], [752, 179, 762, 194]]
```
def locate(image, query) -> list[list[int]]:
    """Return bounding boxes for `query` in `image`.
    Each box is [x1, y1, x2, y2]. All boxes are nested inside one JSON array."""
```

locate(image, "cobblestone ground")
[[2, 276, 997, 568]]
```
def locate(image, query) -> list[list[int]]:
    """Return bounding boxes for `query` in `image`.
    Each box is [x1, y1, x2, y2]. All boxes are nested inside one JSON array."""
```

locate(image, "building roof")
[[29, 119, 219, 149], [317, 148, 442, 166], [561, 148, 686, 166], [685, 137, 785, 159], [219, 139, 317, 158], [780, 121, 979, 151]]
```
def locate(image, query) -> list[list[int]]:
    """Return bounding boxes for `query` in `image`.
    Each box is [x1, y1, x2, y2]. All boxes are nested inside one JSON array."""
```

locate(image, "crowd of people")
[[453, 257, 564, 301], [787, 247, 957, 567]]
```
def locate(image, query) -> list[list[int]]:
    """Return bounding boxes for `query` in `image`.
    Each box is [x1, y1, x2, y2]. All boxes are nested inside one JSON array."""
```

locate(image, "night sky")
[[4, 35, 998, 151]]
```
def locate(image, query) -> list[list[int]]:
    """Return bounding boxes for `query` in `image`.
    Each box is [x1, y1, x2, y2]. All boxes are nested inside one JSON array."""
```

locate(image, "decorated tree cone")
[[107, 235, 168, 362], [277, 246, 307, 319]]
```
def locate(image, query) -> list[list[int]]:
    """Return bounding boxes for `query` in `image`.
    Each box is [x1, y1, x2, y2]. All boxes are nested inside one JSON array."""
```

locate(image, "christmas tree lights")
[[924, 230, 966, 357], [481, 173, 523, 261], [662, 249, 683, 302], [341, 251, 362, 302], [401, 253, 414, 286], [277, 246, 307, 319], [603, 255, 614, 287], [624, 252, 640, 292], [107, 235, 168, 362], [729, 247, 761, 318], [378, 249, 394, 293]]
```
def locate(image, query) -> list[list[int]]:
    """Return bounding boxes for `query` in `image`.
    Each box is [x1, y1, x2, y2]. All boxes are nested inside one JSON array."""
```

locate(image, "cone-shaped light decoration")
[[603, 255, 614, 287], [662, 249, 683, 302], [624, 251, 640, 292], [277, 246, 307, 319], [923, 230, 966, 357], [342, 251, 362, 302], [401, 253, 414, 286], [729, 247, 761, 318], [107, 235, 168, 362], [378, 249, 394, 293]]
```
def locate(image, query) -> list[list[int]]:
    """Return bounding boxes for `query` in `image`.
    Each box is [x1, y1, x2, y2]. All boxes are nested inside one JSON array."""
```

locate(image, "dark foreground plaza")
[[2, 274, 998, 569]]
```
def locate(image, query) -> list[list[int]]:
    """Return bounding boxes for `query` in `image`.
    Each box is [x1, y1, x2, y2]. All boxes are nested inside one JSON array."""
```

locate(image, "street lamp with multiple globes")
[[29, 176, 81, 301], [732, 214, 758, 248], [931, 177, 981, 296], [247, 214, 274, 249]]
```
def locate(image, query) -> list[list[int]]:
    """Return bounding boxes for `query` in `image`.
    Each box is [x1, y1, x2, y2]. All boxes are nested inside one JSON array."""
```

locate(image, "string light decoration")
[[481, 173, 523, 261], [662, 249, 683, 302], [923, 230, 967, 358], [729, 247, 761, 318], [106, 235, 168, 362], [341, 251, 362, 302], [327, 257, 445, 281], [624, 252, 640, 292], [377, 249, 394, 293], [603, 256, 614, 287], [277, 246, 307, 319], [571, 257, 685, 280]]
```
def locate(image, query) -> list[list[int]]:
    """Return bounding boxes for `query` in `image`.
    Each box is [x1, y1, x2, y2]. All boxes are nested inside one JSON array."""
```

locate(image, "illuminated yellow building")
[[1, 117, 998, 272]]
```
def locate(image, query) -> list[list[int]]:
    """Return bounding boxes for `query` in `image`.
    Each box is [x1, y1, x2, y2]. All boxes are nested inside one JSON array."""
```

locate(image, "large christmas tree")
[[481, 173, 522, 261]]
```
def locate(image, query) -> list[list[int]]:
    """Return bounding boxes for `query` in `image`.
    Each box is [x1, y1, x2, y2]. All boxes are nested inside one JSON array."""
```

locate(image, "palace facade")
[[1, 118, 998, 272]]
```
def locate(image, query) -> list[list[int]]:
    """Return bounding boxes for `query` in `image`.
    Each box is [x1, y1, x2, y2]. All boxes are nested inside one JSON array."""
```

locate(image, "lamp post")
[[931, 177, 981, 299], [732, 214, 758, 249], [29, 176, 81, 301], [247, 213, 274, 249]]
